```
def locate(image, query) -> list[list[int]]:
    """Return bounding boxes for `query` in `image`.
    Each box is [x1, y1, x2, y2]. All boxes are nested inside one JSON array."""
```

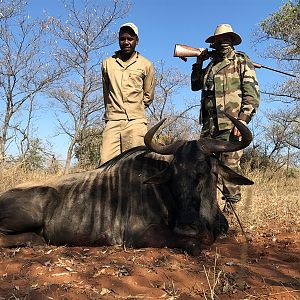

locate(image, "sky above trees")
[[25, 0, 288, 159]]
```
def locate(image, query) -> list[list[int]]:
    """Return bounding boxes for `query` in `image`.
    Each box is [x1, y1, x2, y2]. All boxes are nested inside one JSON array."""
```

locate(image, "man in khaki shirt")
[[100, 22, 155, 164]]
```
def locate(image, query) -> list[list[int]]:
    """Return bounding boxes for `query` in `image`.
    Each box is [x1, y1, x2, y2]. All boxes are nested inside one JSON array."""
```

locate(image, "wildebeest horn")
[[197, 112, 253, 153], [145, 113, 252, 155], [144, 119, 186, 155]]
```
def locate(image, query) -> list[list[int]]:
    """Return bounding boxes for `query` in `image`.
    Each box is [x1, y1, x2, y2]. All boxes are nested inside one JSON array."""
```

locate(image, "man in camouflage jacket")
[[191, 24, 260, 204]]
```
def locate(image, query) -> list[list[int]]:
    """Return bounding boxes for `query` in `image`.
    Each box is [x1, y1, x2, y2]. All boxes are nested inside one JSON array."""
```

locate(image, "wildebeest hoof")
[[174, 224, 199, 237]]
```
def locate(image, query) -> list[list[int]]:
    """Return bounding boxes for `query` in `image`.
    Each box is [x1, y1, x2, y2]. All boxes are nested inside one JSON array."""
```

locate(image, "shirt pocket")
[[128, 69, 145, 90]]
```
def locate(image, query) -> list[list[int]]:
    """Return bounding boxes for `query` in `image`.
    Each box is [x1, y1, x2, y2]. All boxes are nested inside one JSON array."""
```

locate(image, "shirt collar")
[[114, 50, 139, 66]]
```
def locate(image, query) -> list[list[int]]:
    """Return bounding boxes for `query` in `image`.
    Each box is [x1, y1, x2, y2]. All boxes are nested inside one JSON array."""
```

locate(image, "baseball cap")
[[119, 22, 139, 37]]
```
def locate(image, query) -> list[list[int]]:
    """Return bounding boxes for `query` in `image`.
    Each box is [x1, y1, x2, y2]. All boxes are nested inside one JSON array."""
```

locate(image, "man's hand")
[[196, 48, 210, 64], [233, 119, 247, 137]]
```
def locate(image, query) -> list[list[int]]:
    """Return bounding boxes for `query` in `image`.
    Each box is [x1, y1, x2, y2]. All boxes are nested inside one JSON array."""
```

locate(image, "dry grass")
[[202, 250, 222, 300], [0, 164, 62, 193], [224, 168, 300, 232]]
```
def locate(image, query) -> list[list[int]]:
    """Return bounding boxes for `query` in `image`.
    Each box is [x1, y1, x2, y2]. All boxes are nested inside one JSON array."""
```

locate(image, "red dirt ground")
[[0, 225, 299, 300]]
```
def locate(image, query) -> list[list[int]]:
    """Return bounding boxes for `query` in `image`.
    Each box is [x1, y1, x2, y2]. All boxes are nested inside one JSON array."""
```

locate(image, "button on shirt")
[[102, 51, 155, 121]]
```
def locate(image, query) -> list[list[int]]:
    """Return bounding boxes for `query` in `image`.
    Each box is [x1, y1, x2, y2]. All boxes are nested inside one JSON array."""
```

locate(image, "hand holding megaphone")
[[196, 48, 211, 63], [173, 44, 214, 62]]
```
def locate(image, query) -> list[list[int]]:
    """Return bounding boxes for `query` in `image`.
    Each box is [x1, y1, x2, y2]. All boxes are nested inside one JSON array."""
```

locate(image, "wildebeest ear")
[[143, 168, 171, 184], [218, 163, 254, 185]]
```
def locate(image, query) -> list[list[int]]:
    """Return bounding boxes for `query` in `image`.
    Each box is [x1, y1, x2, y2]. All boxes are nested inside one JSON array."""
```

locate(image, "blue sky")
[[28, 0, 287, 160], [126, 0, 286, 87]]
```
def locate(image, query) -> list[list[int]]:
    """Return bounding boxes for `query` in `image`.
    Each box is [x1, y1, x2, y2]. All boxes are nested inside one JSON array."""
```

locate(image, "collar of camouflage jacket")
[[210, 49, 237, 73]]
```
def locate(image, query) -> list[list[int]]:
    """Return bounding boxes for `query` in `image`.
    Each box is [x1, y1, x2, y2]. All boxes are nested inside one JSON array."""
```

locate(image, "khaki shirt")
[[102, 51, 155, 121]]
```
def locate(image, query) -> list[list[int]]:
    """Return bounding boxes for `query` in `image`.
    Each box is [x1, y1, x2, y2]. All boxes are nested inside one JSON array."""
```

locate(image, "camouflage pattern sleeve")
[[191, 63, 205, 91], [238, 54, 260, 123]]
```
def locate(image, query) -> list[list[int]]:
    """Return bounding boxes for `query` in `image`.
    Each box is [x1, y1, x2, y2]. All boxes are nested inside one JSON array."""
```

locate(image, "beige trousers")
[[100, 119, 147, 164]]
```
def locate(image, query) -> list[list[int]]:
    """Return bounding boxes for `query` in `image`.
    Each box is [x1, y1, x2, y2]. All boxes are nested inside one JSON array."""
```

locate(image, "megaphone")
[[173, 44, 214, 62]]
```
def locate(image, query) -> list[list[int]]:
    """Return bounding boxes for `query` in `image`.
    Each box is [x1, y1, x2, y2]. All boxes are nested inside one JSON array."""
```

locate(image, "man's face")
[[211, 34, 233, 56], [213, 34, 232, 50], [119, 29, 138, 56], [214, 35, 232, 46]]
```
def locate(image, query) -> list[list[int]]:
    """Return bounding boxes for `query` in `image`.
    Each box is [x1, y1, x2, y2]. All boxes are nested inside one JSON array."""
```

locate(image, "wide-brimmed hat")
[[119, 22, 138, 37], [205, 24, 242, 45]]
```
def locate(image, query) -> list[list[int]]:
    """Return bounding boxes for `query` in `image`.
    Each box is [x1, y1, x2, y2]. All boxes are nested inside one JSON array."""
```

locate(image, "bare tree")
[[46, 0, 130, 173], [0, 1, 66, 163], [14, 95, 35, 159], [252, 0, 300, 167], [0, 0, 24, 20], [147, 60, 200, 143]]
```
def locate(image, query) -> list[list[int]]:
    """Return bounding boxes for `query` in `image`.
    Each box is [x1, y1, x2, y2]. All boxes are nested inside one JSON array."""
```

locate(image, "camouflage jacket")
[[191, 50, 260, 131]]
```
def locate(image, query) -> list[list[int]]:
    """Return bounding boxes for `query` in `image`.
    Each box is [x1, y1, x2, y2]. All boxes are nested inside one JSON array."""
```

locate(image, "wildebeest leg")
[[131, 225, 203, 256], [0, 232, 46, 248]]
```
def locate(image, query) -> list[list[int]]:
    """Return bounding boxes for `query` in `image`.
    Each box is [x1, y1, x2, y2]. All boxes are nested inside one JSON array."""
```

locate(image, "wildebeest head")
[[143, 112, 253, 244]]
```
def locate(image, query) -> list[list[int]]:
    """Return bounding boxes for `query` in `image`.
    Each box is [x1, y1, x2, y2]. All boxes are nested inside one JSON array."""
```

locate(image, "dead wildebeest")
[[0, 113, 253, 254]]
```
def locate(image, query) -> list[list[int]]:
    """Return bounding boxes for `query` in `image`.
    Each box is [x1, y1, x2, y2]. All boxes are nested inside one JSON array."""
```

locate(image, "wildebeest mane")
[[99, 146, 148, 169]]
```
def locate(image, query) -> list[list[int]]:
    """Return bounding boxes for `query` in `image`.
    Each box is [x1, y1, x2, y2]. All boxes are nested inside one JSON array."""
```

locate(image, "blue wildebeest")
[[0, 114, 253, 254]]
